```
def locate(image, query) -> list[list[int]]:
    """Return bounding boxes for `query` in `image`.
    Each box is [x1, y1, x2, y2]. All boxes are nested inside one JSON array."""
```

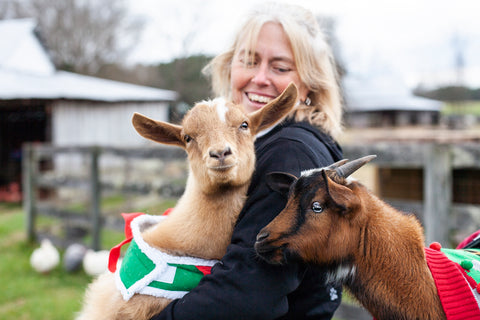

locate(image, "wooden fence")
[[22, 144, 186, 250], [22, 141, 480, 320], [23, 141, 480, 248], [344, 142, 480, 246]]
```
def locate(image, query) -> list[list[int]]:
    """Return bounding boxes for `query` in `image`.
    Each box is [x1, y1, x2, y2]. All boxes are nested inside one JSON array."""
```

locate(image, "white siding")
[[52, 101, 169, 147]]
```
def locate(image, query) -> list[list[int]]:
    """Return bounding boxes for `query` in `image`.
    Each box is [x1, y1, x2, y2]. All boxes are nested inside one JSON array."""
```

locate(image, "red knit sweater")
[[424, 243, 480, 319]]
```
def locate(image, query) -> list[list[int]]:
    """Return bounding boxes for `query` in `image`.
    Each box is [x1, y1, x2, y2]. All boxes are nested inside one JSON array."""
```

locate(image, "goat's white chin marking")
[[325, 264, 356, 285]]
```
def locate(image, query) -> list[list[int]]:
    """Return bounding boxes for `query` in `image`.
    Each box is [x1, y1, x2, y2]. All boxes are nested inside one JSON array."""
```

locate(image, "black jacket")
[[151, 120, 343, 320]]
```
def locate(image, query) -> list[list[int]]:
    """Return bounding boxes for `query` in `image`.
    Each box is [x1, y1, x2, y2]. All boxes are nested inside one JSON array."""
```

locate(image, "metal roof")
[[0, 69, 177, 102], [343, 75, 443, 112], [0, 19, 177, 102]]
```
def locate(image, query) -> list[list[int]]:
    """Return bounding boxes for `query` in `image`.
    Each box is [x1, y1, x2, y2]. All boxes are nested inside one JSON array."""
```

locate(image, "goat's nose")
[[256, 230, 270, 242], [209, 147, 232, 161]]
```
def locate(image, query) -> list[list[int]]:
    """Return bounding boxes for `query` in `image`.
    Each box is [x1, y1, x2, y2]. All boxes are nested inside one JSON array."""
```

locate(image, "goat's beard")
[[205, 166, 253, 191], [190, 154, 255, 194]]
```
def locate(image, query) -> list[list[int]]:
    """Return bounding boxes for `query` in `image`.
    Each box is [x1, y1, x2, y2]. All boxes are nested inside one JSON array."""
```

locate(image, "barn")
[[0, 18, 177, 199], [343, 75, 443, 127]]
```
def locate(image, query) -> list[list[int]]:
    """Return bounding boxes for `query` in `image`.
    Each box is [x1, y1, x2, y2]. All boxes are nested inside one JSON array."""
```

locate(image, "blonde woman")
[[152, 3, 343, 319]]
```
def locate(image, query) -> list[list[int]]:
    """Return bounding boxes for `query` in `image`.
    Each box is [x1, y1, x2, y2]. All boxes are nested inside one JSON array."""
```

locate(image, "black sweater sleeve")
[[150, 123, 342, 320]]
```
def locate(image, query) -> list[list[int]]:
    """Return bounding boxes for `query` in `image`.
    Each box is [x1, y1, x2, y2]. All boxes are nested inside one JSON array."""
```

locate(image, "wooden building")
[[0, 19, 177, 199], [343, 75, 443, 127]]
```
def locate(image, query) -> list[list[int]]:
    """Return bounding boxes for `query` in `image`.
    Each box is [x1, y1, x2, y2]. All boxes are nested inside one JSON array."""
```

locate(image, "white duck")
[[30, 239, 60, 274], [82, 249, 110, 276]]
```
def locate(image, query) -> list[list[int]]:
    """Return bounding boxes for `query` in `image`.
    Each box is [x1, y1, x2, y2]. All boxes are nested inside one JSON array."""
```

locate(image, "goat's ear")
[[249, 82, 298, 134], [322, 170, 359, 215], [132, 113, 185, 148], [266, 172, 298, 198]]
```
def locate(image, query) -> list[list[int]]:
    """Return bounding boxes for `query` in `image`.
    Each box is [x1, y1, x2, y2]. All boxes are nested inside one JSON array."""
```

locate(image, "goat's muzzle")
[[256, 230, 270, 242], [209, 147, 232, 162], [206, 146, 237, 171], [254, 230, 288, 265]]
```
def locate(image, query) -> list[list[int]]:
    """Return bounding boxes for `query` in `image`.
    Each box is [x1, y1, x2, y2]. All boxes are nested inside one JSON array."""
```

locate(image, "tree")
[[0, 0, 20, 19], [414, 85, 475, 102], [1, 0, 144, 74], [94, 55, 212, 122], [158, 55, 212, 122]]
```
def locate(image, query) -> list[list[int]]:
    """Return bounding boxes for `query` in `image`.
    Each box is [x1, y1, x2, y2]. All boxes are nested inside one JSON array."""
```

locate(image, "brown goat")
[[76, 83, 298, 320], [255, 156, 451, 320]]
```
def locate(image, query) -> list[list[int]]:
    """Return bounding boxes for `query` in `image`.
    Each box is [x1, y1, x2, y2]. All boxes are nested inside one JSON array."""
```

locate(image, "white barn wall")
[[52, 100, 169, 147], [51, 100, 171, 175]]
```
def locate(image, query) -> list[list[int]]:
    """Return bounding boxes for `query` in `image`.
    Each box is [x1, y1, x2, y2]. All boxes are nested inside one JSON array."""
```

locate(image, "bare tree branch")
[[1, 0, 144, 74]]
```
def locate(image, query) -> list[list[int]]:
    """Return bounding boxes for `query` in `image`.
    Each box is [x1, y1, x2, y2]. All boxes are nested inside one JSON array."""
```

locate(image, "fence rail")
[[343, 142, 480, 245], [23, 142, 480, 248], [22, 144, 186, 250]]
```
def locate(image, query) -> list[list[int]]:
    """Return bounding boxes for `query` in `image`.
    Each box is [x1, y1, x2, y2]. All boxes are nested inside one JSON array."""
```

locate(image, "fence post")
[[423, 144, 452, 245], [23, 143, 37, 242], [89, 147, 101, 250]]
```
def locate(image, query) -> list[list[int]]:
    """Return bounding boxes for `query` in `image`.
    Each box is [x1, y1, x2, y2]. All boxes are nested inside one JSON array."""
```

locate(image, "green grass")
[[442, 101, 480, 115], [0, 196, 179, 320], [0, 203, 128, 320]]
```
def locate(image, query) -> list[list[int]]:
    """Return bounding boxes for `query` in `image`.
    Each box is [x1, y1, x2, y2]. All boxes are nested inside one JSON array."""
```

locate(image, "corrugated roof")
[[0, 19, 177, 102], [0, 69, 177, 102]]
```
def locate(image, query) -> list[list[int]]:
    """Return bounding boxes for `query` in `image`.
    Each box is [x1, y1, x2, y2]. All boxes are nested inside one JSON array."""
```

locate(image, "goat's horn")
[[325, 159, 349, 170], [335, 155, 377, 178]]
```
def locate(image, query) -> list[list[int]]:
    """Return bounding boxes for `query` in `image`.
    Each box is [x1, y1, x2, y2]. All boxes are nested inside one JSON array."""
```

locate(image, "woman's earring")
[[304, 97, 311, 106]]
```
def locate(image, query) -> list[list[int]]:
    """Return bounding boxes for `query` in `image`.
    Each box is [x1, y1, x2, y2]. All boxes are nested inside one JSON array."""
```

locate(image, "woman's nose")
[[251, 63, 271, 86]]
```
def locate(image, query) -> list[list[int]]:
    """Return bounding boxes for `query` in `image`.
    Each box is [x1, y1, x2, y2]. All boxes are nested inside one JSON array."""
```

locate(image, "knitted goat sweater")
[[425, 243, 480, 319], [108, 212, 218, 301]]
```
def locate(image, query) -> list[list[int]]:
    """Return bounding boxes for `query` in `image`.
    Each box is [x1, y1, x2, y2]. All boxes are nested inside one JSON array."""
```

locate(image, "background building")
[[0, 19, 177, 197]]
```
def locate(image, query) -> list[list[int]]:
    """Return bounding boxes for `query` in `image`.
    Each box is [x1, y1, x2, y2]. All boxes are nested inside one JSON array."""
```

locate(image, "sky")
[[125, 0, 480, 89]]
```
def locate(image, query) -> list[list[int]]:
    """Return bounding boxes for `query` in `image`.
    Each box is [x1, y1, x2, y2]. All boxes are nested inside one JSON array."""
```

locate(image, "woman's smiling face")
[[230, 22, 308, 114]]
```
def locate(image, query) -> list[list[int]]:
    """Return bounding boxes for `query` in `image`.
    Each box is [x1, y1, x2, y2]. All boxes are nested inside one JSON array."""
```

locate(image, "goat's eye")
[[240, 121, 249, 130], [311, 201, 323, 213], [184, 134, 192, 143]]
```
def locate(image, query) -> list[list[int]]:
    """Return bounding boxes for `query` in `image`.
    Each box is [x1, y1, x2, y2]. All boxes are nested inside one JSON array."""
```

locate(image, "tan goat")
[[76, 83, 298, 320], [255, 156, 480, 320]]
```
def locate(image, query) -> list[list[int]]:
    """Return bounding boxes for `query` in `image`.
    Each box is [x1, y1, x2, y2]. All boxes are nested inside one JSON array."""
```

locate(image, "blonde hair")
[[203, 2, 343, 138]]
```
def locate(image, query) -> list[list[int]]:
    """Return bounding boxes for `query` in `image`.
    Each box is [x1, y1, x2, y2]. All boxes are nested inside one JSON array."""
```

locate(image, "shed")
[[343, 75, 443, 128], [0, 18, 177, 197]]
